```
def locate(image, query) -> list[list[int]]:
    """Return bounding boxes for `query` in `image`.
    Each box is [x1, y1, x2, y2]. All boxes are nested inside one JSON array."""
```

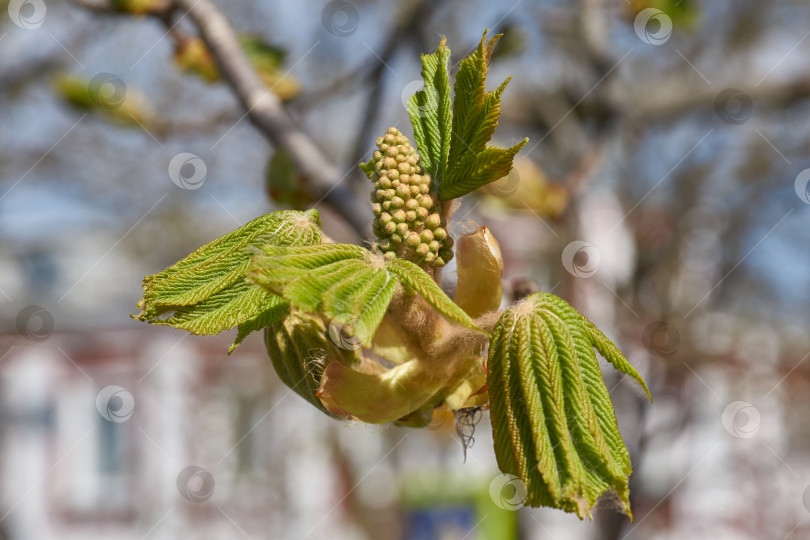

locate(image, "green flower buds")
[[368, 127, 452, 266], [425, 213, 441, 229]]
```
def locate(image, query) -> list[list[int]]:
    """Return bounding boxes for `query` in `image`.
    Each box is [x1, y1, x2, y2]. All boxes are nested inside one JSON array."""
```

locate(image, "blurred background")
[[1, 0, 810, 538]]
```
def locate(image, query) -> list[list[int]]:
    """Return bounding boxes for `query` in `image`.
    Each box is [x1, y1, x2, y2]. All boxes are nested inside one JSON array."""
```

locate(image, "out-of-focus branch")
[[579, 0, 615, 76], [70, 0, 171, 15], [622, 75, 810, 121], [171, 0, 370, 237], [0, 56, 62, 94], [348, 0, 437, 177]]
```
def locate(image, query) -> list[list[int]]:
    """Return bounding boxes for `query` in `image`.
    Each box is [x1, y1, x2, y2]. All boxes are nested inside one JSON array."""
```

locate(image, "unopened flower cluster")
[[369, 127, 453, 266]]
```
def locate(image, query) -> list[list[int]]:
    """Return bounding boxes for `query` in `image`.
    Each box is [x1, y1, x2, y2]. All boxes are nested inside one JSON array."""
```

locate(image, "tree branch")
[[172, 0, 370, 237], [348, 0, 436, 176]]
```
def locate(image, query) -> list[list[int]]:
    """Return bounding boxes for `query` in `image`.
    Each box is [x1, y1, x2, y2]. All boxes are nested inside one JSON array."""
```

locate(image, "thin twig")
[[173, 0, 370, 237], [348, 0, 439, 182]]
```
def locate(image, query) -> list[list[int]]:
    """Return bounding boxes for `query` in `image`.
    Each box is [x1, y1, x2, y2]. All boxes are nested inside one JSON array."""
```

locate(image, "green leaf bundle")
[[406, 30, 528, 201], [133, 31, 651, 522], [487, 292, 651, 519], [135, 210, 321, 352]]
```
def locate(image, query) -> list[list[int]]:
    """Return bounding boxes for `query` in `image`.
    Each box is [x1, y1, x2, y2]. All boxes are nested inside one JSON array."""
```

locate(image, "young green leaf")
[[135, 210, 322, 351], [249, 243, 369, 311], [249, 244, 484, 346], [231, 292, 290, 353], [359, 158, 376, 180], [250, 244, 394, 346], [147, 280, 289, 354], [385, 258, 484, 334], [406, 37, 452, 184], [439, 31, 528, 201], [581, 316, 652, 401], [487, 292, 651, 519]]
